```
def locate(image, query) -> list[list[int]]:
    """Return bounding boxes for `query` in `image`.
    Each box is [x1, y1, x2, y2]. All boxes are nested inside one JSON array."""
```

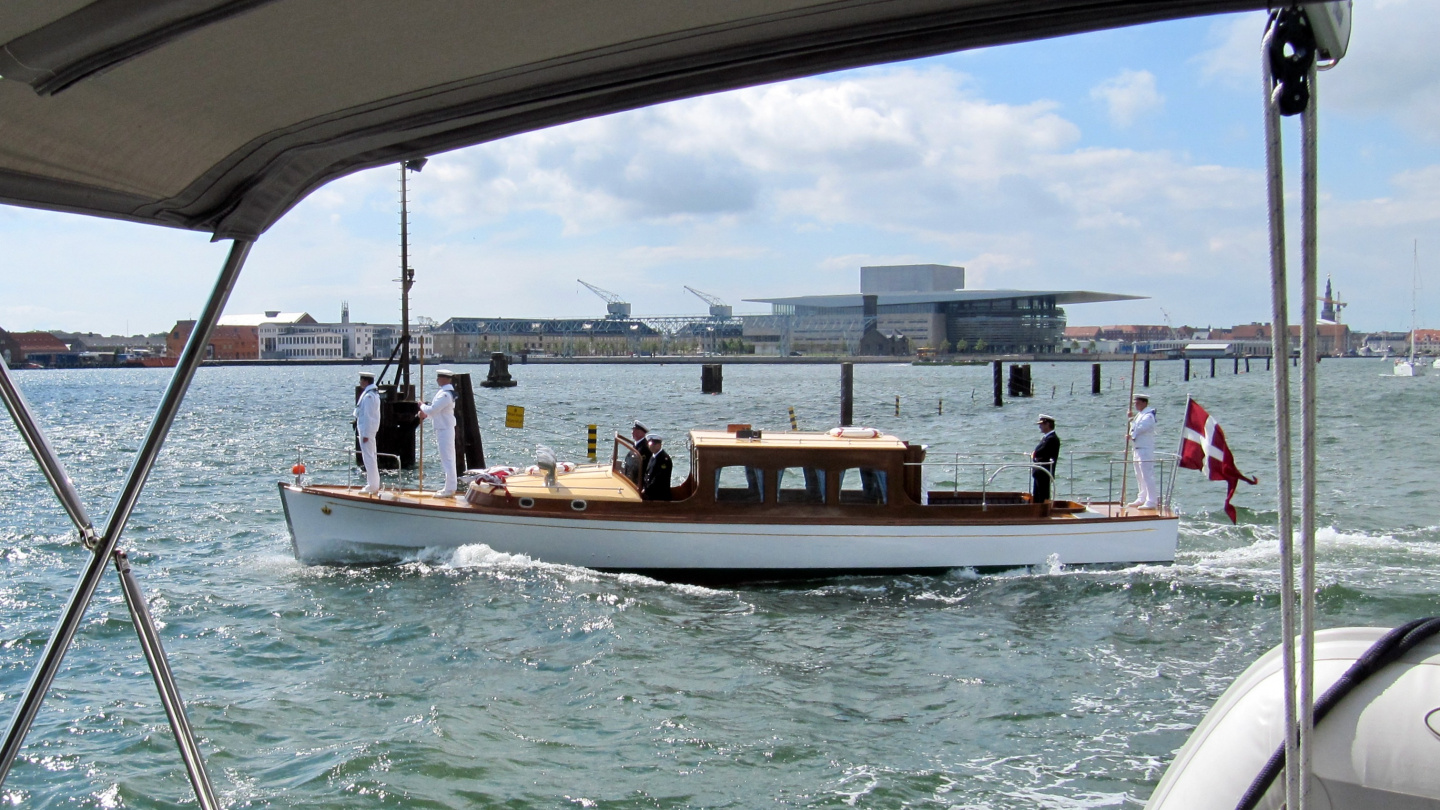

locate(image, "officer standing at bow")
[[641, 434, 673, 501], [1031, 413, 1060, 503], [354, 371, 381, 494], [417, 368, 458, 497], [1128, 394, 1159, 509]]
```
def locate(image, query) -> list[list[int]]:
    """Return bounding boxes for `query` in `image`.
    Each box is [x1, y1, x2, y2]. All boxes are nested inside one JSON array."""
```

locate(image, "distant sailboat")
[[1392, 240, 1426, 376]]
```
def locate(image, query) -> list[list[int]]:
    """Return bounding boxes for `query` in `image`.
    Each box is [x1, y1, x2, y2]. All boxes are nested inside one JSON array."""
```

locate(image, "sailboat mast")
[[1411, 239, 1419, 363], [399, 164, 413, 391]]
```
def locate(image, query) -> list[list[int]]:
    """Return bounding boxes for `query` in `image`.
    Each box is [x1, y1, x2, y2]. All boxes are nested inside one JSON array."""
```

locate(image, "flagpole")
[[1168, 396, 1191, 512], [1118, 345, 1139, 514]]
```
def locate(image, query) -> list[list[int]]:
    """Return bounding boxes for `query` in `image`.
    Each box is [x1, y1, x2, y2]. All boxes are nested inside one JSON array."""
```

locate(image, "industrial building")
[[743, 264, 1142, 355], [432, 317, 661, 358]]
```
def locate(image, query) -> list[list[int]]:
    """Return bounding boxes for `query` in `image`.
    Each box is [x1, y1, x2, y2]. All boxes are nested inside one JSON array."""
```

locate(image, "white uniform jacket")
[[1130, 407, 1157, 457], [354, 384, 381, 438], [421, 385, 457, 431]]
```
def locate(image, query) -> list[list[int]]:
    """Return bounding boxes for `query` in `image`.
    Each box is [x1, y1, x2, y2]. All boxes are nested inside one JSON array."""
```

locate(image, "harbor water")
[[0, 360, 1436, 807]]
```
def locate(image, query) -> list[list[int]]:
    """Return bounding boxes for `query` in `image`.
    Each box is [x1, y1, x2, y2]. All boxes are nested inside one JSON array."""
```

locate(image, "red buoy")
[[291, 463, 306, 475]]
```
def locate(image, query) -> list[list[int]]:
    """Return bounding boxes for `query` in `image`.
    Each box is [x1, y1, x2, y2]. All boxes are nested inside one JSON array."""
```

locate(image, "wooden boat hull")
[[279, 483, 1178, 579]]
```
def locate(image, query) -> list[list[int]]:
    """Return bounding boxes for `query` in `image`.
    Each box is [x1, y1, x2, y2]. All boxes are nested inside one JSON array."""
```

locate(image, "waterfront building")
[[743, 264, 1141, 356], [1411, 328, 1440, 356], [1, 330, 75, 367], [432, 318, 661, 359], [166, 313, 309, 360]]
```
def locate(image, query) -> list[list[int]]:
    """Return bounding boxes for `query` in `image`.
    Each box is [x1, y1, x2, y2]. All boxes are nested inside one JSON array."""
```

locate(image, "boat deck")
[[301, 482, 1172, 521]]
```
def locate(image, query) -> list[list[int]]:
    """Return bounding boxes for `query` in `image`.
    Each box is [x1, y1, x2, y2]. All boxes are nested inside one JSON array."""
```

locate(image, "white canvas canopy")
[[0, 0, 1264, 241]]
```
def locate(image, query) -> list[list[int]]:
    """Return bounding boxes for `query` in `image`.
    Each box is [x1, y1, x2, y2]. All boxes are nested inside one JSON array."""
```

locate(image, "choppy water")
[[0, 359, 1436, 808]]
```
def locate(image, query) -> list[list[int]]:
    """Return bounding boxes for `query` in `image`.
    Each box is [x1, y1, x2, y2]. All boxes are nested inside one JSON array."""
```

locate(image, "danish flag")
[[1179, 399, 1257, 523]]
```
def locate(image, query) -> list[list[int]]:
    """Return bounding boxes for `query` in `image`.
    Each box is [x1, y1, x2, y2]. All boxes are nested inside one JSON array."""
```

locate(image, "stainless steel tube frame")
[[0, 239, 252, 804], [0, 357, 98, 546], [0, 358, 222, 808]]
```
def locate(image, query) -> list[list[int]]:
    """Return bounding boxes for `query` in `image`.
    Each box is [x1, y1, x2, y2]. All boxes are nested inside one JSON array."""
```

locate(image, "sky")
[[3, 0, 1439, 336]]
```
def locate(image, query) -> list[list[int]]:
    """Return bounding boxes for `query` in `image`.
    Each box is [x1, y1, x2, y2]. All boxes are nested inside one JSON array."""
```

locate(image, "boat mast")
[[1410, 239, 1419, 364], [398, 158, 427, 390]]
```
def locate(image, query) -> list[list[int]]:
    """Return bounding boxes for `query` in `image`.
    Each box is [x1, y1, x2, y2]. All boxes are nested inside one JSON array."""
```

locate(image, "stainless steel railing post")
[[0, 239, 251, 805]]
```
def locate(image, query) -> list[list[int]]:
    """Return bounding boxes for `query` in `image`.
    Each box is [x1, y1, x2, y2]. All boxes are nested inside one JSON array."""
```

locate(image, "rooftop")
[[218, 312, 313, 327], [690, 430, 907, 451], [744, 290, 1144, 308]]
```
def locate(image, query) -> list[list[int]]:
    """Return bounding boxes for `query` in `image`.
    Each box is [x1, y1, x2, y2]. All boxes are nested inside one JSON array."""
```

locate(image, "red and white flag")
[[1179, 399, 1257, 523]]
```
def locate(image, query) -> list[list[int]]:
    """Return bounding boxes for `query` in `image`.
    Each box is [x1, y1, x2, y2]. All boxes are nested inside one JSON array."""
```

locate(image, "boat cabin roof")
[[690, 430, 907, 452]]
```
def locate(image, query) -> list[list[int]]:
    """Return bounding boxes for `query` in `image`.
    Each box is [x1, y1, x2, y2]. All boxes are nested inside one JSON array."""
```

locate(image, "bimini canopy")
[[0, 0, 1265, 241]]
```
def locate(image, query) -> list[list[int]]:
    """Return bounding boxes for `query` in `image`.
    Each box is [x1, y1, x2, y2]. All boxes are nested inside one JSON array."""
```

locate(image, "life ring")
[[828, 427, 881, 438]]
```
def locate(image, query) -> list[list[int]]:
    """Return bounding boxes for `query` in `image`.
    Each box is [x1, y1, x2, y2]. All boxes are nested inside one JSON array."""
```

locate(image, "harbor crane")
[[577, 279, 632, 319], [684, 286, 733, 319]]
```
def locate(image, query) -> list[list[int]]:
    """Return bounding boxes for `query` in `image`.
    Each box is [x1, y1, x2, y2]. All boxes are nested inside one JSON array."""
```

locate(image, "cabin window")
[[839, 468, 887, 505], [715, 465, 764, 503], [777, 467, 826, 504]]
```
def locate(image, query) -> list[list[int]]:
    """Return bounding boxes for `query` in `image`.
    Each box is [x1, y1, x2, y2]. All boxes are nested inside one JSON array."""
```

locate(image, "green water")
[[0, 360, 1435, 807]]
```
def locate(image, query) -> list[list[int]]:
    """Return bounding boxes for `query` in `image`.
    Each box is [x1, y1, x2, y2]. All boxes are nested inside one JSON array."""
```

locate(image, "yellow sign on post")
[[505, 405, 525, 428]]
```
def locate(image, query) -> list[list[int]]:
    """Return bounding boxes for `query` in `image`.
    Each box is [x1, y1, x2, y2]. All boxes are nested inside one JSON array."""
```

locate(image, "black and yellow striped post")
[[787, 406, 798, 430], [587, 424, 597, 461]]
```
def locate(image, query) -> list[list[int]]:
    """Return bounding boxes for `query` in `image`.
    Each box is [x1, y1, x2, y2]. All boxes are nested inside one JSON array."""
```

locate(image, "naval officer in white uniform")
[[418, 368, 458, 496], [354, 371, 381, 494], [1128, 394, 1159, 509]]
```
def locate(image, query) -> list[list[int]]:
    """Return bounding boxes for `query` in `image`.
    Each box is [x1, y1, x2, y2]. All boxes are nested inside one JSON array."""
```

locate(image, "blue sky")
[[3, 1, 1438, 335]]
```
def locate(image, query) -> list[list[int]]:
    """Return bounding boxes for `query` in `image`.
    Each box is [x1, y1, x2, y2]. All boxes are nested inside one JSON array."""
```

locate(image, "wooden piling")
[[840, 363, 854, 425], [1091, 363, 1101, 395], [1143, 359, 1150, 387], [1210, 358, 1216, 378], [1184, 359, 1191, 381], [701, 364, 723, 394], [449, 373, 486, 472], [992, 360, 1003, 407]]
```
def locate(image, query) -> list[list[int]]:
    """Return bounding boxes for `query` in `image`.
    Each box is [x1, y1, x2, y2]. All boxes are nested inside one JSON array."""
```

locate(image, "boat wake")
[[441, 542, 730, 596]]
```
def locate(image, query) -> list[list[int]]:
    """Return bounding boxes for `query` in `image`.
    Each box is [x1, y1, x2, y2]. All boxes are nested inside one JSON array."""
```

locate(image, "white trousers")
[[360, 435, 379, 492], [434, 427, 457, 493], [1132, 452, 1158, 507]]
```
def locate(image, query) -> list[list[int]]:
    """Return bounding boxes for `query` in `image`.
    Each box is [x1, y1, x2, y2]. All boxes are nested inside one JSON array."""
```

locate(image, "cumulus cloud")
[[247, 63, 1295, 323], [1090, 70, 1165, 128], [1195, 1, 1440, 140], [1193, 11, 1266, 88]]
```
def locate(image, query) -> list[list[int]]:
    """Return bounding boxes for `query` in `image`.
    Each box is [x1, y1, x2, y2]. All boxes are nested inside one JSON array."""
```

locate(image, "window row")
[[714, 466, 887, 505]]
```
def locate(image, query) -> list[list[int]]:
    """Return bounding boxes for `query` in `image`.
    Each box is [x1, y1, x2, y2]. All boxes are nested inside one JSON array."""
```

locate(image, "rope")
[[1261, 13, 1302, 807], [1234, 618, 1440, 810], [1298, 56, 1321, 797]]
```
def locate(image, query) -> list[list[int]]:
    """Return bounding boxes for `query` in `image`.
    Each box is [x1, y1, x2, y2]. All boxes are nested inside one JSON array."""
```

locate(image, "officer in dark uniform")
[[622, 420, 651, 485], [641, 434, 673, 501], [1031, 414, 1060, 503]]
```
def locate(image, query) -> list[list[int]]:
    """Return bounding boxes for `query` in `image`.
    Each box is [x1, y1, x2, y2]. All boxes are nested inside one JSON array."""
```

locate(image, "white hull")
[[1393, 359, 1426, 376], [279, 484, 1178, 576], [1147, 627, 1440, 810]]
